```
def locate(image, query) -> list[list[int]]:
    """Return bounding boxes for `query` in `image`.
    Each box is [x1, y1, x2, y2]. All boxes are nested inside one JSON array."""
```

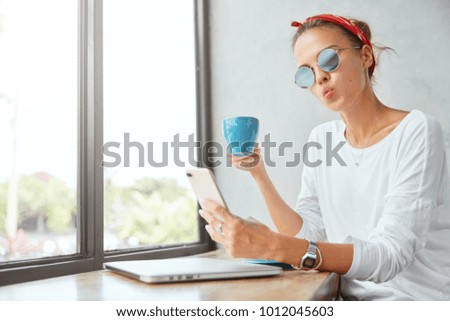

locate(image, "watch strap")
[[291, 240, 318, 270]]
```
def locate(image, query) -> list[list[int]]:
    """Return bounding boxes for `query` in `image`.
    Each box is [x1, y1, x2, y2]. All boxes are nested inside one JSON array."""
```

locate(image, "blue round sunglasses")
[[294, 46, 361, 89]]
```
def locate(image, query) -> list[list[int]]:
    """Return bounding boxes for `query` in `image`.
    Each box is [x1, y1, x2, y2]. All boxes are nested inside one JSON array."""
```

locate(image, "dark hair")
[[291, 17, 395, 79]]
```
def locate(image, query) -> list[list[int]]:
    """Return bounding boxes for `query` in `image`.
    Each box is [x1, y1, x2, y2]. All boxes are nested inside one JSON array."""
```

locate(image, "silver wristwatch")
[[300, 240, 318, 270]]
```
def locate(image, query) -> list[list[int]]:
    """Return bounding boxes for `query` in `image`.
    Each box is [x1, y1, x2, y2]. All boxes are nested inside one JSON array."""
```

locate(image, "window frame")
[[0, 0, 215, 286]]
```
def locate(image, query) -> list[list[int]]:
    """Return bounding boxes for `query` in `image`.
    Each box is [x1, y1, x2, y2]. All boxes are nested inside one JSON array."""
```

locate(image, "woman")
[[199, 14, 450, 300]]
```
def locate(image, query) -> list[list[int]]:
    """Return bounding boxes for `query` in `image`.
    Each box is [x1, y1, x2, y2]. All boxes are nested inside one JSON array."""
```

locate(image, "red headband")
[[291, 14, 376, 75]]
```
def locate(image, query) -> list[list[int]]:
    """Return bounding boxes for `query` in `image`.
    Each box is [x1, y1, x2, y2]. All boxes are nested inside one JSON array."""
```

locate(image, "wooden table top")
[[0, 251, 339, 301]]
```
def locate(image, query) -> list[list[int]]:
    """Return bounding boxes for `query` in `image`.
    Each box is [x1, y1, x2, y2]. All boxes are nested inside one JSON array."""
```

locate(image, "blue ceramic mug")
[[222, 116, 259, 156]]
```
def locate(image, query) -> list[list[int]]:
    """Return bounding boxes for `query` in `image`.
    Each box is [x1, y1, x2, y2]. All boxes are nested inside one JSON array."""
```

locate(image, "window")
[[103, 0, 199, 252], [0, 0, 213, 286], [0, 0, 78, 262]]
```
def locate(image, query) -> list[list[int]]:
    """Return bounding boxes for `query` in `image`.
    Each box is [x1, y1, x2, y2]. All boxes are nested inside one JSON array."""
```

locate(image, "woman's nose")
[[311, 65, 329, 85]]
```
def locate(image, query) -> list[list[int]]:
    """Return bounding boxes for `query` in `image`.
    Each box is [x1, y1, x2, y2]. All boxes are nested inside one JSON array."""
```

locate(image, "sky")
[[0, 0, 197, 190]]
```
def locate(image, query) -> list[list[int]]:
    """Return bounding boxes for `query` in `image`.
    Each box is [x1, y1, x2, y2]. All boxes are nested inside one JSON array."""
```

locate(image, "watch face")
[[303, 257, 316, 269]]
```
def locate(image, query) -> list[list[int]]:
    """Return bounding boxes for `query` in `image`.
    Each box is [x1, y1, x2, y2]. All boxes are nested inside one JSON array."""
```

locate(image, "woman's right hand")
[[229, 146, 266, 177]]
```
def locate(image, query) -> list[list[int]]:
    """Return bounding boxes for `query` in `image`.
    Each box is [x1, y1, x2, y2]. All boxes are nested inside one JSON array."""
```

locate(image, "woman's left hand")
[[199, 200, 276, 259]]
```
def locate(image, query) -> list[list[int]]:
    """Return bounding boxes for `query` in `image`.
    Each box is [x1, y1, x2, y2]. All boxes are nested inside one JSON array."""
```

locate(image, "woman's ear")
[[360, 44, 374, 70]]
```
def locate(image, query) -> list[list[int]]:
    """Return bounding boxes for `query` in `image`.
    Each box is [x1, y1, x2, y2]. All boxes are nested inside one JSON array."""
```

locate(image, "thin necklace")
[[346, 105, 383, 167]]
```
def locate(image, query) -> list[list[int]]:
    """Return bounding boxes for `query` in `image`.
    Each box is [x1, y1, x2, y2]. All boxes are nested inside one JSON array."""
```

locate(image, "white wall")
[[208, 0, 450, 228]]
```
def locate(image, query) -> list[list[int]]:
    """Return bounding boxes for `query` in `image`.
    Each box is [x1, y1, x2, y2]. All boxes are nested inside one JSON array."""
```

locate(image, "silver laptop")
[[104, 257, 282, 283]]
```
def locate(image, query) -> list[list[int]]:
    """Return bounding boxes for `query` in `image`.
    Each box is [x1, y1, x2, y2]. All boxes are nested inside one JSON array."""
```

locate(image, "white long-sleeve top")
[[294, 109, 450, 300]]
